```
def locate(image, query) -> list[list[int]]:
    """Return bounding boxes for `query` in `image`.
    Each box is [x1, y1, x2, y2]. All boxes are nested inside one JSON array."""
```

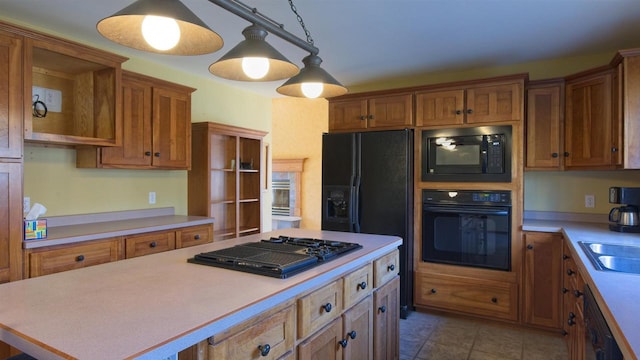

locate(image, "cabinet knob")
[[144, 151, 152, 156], [612, 147, 618, 153], [566, 269, 575, 276], [76, 255, 85, 262], [562, 330, 568, 336], [563, 254, 569, 260], [568, 317, 576, 326], [357, 281, 367, 290], [574, 290, 583, 298], [491, 297, 498, 303], [154, 152, 160, 157], [387, 264, 395, 272], [378, 305, 387, 313], [348, 330, 357, 339], [322, 303, 332, 313], [562, 287, 569, 294], [194, 234, 201, 240], [466, 109, 473, 114], [257, 344, 271, 356], [564, 151, 570, 157], [430, 288, 437, 294], [455, 110, 462, 115], [368, 114, 374, 120], [338, 339, 348, 348], [551, 152, 559, 158], [150, 241, 157, 248], [359, 115, 366, 120], [527, 244, 534, 250]]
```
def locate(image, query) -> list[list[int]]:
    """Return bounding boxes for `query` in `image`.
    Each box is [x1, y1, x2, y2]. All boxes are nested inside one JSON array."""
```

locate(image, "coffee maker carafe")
[[609, 187, 640, 233]]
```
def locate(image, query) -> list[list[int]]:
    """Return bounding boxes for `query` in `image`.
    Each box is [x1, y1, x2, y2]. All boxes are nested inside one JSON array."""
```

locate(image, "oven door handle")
[[423, 205, 509, 216]]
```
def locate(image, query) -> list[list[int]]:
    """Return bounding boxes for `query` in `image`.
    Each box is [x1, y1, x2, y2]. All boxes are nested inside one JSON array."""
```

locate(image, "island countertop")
[[0, 228, 402, 359], [523, 220, 640, 360]]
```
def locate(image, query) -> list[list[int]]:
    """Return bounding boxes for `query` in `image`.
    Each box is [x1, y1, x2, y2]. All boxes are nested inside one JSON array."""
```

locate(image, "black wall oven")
[[422, 189, 511, 271]]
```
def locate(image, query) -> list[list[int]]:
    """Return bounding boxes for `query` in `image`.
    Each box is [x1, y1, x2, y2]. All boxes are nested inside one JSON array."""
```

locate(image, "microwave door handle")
[[424, 206, 509, 216]]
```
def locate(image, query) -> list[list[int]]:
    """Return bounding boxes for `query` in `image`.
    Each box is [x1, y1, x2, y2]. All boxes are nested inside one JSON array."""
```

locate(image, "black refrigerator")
[[321, 129, 414, 318]]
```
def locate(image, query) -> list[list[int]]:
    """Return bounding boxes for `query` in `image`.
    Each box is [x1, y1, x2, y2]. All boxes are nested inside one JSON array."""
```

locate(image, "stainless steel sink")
[[579, 241, 640, 274]]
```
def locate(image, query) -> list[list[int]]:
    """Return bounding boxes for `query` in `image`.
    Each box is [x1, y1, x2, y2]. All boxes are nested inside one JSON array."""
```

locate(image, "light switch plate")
[[149, 192, 156, 205]]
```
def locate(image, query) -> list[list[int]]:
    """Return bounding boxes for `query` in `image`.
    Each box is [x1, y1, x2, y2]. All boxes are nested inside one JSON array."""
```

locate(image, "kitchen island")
[[524, 220, 640, 360], [0, 229, 401, 359]]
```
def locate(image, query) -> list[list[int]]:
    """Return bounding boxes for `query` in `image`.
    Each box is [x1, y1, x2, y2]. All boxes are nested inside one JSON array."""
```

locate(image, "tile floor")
[[399, 310, 569, 360]]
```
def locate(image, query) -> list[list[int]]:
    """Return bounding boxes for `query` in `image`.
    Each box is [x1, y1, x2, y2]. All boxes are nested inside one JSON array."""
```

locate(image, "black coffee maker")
[[609, 187, 640, 233]]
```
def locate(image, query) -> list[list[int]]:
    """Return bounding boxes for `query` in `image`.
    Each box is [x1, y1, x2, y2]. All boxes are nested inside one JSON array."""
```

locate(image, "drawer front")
[[374, 250, 399, 288], [343, 263, 373, 309], [298, 279, 343, 339], [416, 273, 518, 321], [210, 305, 295, 360], [125, 231, 176, 258], [29, 238, 121, 277], [176, 224, 213, 248]]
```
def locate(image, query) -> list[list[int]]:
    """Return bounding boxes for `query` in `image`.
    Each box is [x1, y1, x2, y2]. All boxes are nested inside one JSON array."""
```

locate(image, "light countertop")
[[1, 228, 402, 359], [523, 219, 640, 360]]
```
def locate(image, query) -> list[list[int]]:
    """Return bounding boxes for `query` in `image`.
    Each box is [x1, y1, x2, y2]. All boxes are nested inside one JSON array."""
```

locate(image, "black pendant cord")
[[287, 0, 314, 46]]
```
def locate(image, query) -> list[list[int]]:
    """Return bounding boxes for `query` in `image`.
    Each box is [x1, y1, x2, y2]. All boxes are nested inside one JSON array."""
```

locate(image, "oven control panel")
[[423, 190, 511, 205]]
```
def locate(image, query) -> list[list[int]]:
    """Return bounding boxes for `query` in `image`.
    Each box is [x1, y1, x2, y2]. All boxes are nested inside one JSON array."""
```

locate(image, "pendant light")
[[97, 0, 223, 55], [277, 54, 347, 98], [208, 24, 299, 81]]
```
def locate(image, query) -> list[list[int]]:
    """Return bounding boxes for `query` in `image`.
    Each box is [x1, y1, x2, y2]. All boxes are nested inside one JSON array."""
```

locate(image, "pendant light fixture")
[[97, 0, 223, 55], [208, 24, 299, 81], [97, 0, 347, 97]]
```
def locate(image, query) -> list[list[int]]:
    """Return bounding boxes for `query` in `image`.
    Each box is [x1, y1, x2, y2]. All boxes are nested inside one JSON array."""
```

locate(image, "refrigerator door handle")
[[353, 177, 361, 233]]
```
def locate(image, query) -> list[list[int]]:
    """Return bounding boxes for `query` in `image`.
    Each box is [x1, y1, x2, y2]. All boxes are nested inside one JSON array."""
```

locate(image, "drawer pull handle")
[[574, 290, 583, 298], [568, 318, 576, 326], [144, 151, 152, 156], [563, 254, 569, 260], [322, 303, 332, 313], [491, 297, 498, 303], [257, 344, 271, 356], [378, 305, 386, 313], [76, 255, 85, 262], [430, 288, 437, 294], [194, 234, 201, 240], [466, 109, 473, 114], [387, 264, 395, 271], [348, 330, 357, 339], [566, 269, 575, 276], [527, 244, 534, 250], [455, 110, 462, 115], [562, 287, 568, 294], [338, 339, 348, 348], [150, 241, 157, 248], [357, 281, 367, 290], [154, 152, 161, 157]]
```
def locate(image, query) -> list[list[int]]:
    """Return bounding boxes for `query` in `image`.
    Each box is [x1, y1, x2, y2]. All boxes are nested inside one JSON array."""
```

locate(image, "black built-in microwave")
[[422, 125, 512, 182]]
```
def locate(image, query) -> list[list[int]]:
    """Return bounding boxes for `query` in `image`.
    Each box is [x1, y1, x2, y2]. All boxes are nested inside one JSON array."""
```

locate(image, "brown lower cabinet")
[[563, 240, 585, 360], [182, 249, 400, 360]]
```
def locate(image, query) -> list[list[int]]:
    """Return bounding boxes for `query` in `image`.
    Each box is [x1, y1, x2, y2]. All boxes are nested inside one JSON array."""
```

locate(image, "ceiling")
[[2, 0, 640, 98]]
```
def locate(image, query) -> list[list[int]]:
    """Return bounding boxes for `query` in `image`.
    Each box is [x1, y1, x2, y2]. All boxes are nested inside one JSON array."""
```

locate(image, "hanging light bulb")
[[241, 57, 270, 79], [141, 15, 181, 51], [301, 82, 323, 99]]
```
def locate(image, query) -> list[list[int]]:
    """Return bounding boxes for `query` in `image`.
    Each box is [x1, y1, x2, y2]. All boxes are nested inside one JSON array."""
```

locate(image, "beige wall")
[[14, 20, 273, 219], [271, 98, 328, 230]]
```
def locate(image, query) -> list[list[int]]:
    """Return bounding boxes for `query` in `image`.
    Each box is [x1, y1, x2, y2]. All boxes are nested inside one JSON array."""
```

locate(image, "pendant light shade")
[[209, 25, 299, 82], [277, 54, 348, 98], [97, 0, 223, 55]]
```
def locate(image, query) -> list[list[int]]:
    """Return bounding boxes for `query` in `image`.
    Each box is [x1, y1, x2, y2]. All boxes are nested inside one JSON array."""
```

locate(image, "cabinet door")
[[466, 83, 521, 123], [373, 276, 399, 360], [368, 94, 413, 128], [329, 99, 368, 131], [565, 72, 614, 168], [523, 232, 563, 329], [152, 87, 191, 168], [100, 74, 152, 166], [298, 317, 342, 360], [343, 296, 373, 360], [124, 230, 176, 258], [415, 89, 465, 127], [28, 238, 121, 278], [0, 162, 22, 282], [0, 30, 22, 159], [526, 84, 563, 169]]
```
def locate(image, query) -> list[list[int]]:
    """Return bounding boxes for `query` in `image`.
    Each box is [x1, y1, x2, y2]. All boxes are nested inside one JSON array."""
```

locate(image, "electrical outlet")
[[585, 194, 595, 208], [24, 197, 30, 213], [149, 192, 156, 205]]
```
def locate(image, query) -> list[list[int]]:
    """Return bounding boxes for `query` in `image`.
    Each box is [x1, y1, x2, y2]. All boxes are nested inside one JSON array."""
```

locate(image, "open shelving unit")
[[188, 122, 266, 241]]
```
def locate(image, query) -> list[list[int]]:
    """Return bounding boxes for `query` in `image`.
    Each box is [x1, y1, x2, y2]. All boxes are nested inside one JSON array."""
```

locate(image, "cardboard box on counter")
[[24, 219, 47, 240]]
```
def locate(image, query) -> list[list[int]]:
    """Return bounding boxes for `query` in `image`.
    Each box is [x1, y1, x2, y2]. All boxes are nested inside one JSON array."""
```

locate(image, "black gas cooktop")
[[187, 236, 362, 278]]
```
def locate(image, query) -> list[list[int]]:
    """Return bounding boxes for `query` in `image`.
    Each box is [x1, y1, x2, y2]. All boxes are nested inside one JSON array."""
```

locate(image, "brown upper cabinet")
[[612, 49, 640, 169], [564, 67, 618, 170], [416, 81, 522, 127], [0, 29, 23, 159], [525, 79, 564, 170], [77, 71, 195, 170], [328, 93, 413, 132], [16, 25, 128, 146]]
